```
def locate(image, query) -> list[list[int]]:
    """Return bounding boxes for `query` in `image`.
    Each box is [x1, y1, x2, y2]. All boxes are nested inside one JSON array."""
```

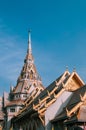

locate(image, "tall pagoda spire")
[[12, 31, 44, 96], [25, 30, 33, 63], [28, 30, 32, 54]]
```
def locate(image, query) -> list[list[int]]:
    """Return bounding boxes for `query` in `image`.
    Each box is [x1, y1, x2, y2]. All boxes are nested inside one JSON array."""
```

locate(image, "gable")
[[64, 72, 85, 91]]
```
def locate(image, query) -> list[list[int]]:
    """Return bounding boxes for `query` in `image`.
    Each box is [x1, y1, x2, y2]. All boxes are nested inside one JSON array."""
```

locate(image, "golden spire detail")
[[28, 30, 32, 54]]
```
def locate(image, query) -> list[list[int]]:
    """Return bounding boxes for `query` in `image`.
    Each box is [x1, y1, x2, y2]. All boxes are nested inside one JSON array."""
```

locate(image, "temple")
[[0, 32, 86, 130]]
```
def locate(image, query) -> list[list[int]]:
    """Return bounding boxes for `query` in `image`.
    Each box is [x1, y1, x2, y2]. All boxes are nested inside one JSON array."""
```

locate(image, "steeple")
[[12, 31, 44, 96], [28, 30, 32, 54], [25, 30, 33, 64]]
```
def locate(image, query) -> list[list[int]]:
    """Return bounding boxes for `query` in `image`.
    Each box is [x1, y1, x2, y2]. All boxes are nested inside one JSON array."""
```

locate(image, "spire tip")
[[28, 30, 32, 54]]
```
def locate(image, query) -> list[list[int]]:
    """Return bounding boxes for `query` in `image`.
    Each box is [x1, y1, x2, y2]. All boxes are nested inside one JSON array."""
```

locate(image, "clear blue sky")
[[0, 0, 86, 95]]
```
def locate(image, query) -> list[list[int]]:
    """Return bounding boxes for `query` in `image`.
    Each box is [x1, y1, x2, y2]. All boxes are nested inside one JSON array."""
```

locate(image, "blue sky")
[[0, 0, 86, 95]]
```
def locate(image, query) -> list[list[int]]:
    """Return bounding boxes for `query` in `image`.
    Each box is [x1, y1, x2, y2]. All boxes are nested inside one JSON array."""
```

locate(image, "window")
[[23, 94, 27, 98], [15, 94, 20, 99], [10, 108, 15, 112]]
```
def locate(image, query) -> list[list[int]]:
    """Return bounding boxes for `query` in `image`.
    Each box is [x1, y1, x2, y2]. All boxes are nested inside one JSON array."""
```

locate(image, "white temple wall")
[[45, 91, 73, 130]]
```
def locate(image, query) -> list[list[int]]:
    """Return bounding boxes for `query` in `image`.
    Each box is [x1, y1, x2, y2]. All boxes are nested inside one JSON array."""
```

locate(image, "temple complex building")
[[0, 32, 86, 130], [11, 69, 86, 130]]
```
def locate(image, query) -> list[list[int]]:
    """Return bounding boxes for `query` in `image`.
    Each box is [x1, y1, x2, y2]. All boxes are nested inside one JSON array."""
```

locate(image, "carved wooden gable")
[[65, 72, 85, 91]]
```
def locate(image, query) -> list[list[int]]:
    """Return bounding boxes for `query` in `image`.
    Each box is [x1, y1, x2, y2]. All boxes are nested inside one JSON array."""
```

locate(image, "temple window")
[[10, 108, 15, 112], [15, 94, 20, 99], [23, 94, 27, 98]]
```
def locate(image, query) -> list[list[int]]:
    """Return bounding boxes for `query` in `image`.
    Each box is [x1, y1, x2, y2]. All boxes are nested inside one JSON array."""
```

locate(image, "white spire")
[[28, 30, 32, 54]]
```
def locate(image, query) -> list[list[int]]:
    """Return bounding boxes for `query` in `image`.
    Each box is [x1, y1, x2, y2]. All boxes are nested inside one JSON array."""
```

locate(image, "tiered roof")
[[13, 70, 85, 125], [12, 31, 44, 95]]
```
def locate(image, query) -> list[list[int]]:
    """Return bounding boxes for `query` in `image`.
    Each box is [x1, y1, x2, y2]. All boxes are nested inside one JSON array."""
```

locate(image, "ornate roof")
[[12, 31, 44, 95], [51, 85, 86, 123], [13, 70, 84, 121]]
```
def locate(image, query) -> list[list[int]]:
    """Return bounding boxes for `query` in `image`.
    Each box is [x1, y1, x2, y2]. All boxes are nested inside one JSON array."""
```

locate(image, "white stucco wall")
[[6, 106, 21, 130], [45, 91, 73, 130]]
